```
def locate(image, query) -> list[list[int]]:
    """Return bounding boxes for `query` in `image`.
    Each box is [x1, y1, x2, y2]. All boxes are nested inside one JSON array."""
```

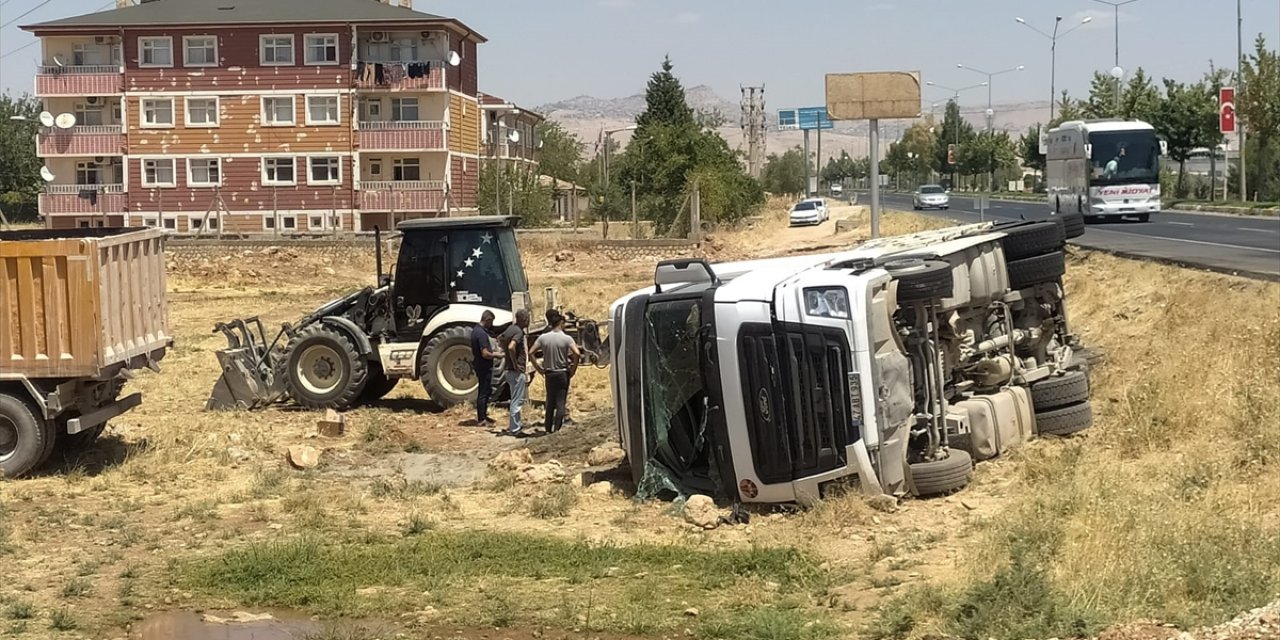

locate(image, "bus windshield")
[[1089, 130, 1160, 186]]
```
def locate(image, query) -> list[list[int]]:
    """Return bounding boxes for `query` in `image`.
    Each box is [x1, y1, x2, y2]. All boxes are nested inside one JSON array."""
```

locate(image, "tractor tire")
[[885, 259, 954, 303], [1030, 370, 1090, 411], [999, 221, 1064, 261], [1060, 211, 1086, 239], [0, 392, 54, 478], [283, 324, 369, 411], [910, 448, 973, 497], [1007, 251, 1066, 290], [421, 326, 489, 409], [359, 365, 400, 404], [1035, 401, 1093, 437]]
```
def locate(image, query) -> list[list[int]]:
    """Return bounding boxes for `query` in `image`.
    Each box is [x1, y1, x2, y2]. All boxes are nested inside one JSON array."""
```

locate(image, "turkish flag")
[[1220, 87, 1237, 134]]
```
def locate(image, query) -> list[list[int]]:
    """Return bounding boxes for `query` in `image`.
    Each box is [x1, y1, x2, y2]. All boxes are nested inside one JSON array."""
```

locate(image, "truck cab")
[[610, 221, 1091, 505]]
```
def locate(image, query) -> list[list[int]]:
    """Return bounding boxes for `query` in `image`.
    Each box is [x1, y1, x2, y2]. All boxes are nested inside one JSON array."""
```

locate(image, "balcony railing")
[[38, 125, 125, 156], [35, 65, 123, 96], [487, 142, 538, 162], [39, 185, 126, 215], [354, 62, 445, 91], [358, 121, 447, 151], [45, 183, 124, 195], [360, 180, 446, 212]]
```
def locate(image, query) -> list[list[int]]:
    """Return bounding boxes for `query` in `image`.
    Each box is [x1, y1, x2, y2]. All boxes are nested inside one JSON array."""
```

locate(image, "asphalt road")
[[869, 192, 1280, 280]]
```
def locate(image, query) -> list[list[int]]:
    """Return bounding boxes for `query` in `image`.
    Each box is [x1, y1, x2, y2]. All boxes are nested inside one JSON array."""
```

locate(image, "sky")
[[2, 0, 1278, 111]]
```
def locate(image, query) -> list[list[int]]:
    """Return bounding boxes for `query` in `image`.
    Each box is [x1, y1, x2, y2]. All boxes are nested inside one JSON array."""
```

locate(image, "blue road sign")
[[797, 106, 834, 130], [777, 109, 799, 130]]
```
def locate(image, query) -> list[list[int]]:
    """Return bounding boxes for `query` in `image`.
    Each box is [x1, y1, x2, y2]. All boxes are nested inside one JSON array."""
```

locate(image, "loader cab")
[[392, 216, 529, 341]]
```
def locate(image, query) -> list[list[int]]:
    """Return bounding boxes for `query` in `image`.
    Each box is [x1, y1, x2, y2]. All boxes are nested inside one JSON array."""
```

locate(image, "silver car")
[[913, 185, 950, 210]]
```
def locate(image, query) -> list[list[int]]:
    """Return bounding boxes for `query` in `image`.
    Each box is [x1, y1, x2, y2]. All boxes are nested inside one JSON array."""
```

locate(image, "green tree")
[[695, 108, 728, 129], [762, 147, 807, 195], [535, 121, 584, 185], [1151, 79, 1221, 197], [957, 131, 1017, 186], [1084, 68, 1161, 121], [0, 94, 42, 221], [635, 55, 694, 130], [1019, 124, 1046, 173], [1238, 35, 1280, 200], [479, 162, 552, 226], [936, 101, 976, 185], [1054, 90, 1085, 125]]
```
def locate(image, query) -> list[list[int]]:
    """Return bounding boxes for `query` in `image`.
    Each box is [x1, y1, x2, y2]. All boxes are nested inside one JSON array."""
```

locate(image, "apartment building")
[[479, 92, 543, 165], [22, 0, 485, 232]]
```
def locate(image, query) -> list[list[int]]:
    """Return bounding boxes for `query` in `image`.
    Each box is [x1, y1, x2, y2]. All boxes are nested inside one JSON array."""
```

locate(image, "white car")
[[789, 198, 828, 226], [913, 185, 950, 210]]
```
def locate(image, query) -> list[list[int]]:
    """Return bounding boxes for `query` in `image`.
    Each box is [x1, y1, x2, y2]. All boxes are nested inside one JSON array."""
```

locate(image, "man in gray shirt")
[[531, 311, 581, 434]]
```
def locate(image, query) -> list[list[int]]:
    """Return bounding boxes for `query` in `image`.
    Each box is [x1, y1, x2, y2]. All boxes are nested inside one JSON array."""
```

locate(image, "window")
[[262, 96, 295, 126], [142, 159, 176, 187], [163, 217, 177, 230], [190, 216, 218, 231], [139, 37, 173, 67], [306, 95, 339, 125], [264, 216, 275, 230], [141, 217, 158, 228], [188, 158, 221, 187], [389, 38, 417, 62], [141, 98, 174, 127], [304, 34, 338, 65], [260, 35, 294, 65], [361, 99, 381, 120], [183, 36, 217, 67], [74, 103, 104, 126], [263, 157, 295, 185], [309, 156, 340, 184], [72, 43, 105, 66], [185, 97, 219, 127], [310, 215, 324, 229], [391, 98, 418, 122], [392, 158, 420, 181], [75, 162, 102, 185], [368, 160, 381, 176]]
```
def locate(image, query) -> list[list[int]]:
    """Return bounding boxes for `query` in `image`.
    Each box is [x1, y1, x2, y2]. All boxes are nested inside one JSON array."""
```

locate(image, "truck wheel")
[[0, 393, 53, 478], [910, 448, 973, 497], [1060, 211, 1086, 239], [359, 365, 400, 403], [885, 259, 954, 303], [421, 326, 489, 408], [1031, 370, 1090, 411], [999, 221, 1064, 260], [1035, 401, 1093, 437], [283, 324, 369, 411], [1007, 251, 1066, 290]]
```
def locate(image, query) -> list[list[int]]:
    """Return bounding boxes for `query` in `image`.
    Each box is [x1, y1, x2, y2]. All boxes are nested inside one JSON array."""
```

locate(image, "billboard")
[[825, 71, 922, 120], [778, 107, 833, 131]]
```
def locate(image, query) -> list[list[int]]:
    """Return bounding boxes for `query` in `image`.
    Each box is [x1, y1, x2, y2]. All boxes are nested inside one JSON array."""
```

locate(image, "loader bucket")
[[205, 318, 287, 411]]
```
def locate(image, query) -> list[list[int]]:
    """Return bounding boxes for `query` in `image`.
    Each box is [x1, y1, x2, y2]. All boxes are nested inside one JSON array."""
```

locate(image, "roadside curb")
[[1069, 244, 1280, 283]]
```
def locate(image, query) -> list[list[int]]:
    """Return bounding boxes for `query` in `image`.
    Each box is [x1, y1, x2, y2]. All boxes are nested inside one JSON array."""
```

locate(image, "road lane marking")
[[1083, 228, 1280, 254], [1240, 227, 1279, 233], [1167, 222, 1195, 227]]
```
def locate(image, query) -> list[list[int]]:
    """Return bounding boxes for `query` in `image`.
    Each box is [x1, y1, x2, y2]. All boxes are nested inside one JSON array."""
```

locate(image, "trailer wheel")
[[1007, 251, 1066, 290], [885, 259, 954, 303], [420, 326, 489, 408], [283, 324, 369, 411], [1060, 211, 1086, 239], [359, 365, 400, 404], [1031, 370, 1090, 411], [910, 448, 973, 497], [998, 221, 1064, 260], [0, 392, 53, 478], [1035, 401, 1093, 437]]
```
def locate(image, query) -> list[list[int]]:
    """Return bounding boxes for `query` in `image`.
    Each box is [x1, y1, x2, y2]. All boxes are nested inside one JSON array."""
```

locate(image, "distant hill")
[[536, 84, 737, 122]]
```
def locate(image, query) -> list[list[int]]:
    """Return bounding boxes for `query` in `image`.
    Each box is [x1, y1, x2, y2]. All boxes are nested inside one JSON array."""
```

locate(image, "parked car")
[[913, 185, 950, 210], [789, 199, 828, 226]]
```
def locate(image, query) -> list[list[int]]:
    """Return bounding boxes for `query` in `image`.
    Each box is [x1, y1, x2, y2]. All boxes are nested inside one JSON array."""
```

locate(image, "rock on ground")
[[683, 494, 723, 530], [586, 444, 626, 467], [286, 445, 320, 470], [520, 460, 566, 484], [490, 448, 533, 471]]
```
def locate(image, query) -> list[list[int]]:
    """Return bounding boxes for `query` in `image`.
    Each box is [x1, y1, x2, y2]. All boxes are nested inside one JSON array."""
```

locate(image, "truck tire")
[[1060, 211, 1086, 239], [910, 448, 973, 497], [886, 259, 954, 303], [1007, 251, 1066, 290], [999, 222, 1064, 260], [1031, 370, 1090, 411], [283, 324, 369, 411], [1035, 401, 1093, 437], [420, 326, 499, 408], [359, 365, 400, 403], [0, 392, 53, 478]]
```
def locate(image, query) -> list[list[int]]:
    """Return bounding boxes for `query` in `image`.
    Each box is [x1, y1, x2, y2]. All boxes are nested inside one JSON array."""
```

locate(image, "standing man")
[[531, 311, 581, 434], [500, 309, 531, 437], [470, 310, 498, 426]]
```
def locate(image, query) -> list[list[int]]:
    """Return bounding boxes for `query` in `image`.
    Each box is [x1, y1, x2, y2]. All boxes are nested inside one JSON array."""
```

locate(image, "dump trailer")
[[0, 228, 171, 477]]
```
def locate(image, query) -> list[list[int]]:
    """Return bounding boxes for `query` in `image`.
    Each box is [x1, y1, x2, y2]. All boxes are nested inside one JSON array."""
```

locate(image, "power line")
[[1, 0, 58, 30], [0, 38, 38, 59], [1, 2, 115, 59]]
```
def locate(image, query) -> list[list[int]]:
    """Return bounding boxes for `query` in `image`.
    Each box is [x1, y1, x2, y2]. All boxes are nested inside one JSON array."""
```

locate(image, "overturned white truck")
[[608, 220, 1092, 504]]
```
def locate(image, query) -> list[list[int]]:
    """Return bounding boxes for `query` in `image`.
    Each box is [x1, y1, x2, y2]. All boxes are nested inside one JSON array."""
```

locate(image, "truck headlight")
[[804, 287, 850, 319]]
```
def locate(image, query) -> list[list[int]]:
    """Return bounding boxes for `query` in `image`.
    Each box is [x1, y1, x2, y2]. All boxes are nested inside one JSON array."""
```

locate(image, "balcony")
[[38, 125, 124, 157], [35, 65, 123, 97], [354, 62, 445, 92], [358, 121, 447, 151], [39, 184, 125, 215], [487, 142, 538, 162], [360, 180, 446, 212]]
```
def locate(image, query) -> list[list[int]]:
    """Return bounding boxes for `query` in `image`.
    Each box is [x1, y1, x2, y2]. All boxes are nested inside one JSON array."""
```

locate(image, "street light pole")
[[1017, 15, 1093, 123], [1238, 0, 1247, 201], [1092, 0, 1140, 115], [956, 63, 1025, 131]]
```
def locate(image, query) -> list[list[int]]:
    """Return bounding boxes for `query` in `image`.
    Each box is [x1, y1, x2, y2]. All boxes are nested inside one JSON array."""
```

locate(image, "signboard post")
[[825, 71, 922, 238], [781, 107, 835, 197]]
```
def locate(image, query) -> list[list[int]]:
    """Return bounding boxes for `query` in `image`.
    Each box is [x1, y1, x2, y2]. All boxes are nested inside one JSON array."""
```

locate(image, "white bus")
[[1046, 119, 1166, 223]]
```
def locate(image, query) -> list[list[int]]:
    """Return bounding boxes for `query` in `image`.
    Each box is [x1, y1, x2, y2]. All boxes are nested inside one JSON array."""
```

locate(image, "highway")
[[870, 192, 1280, 280]]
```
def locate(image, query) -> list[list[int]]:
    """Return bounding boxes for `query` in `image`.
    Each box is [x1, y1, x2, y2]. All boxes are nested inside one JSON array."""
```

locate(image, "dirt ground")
[[0, 201, 1276, 640]]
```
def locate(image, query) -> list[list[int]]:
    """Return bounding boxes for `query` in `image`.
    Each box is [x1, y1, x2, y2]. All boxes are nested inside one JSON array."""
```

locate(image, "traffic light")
[[947, 144, 957, 166]]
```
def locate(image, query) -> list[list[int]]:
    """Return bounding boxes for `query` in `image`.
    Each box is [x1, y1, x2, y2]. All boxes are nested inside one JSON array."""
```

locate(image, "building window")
[[139, 37, 173, 67], [304, 34, 338, 65], [74, 102, 104, 126], [389, 38, 417, 62], [142, 159, 176, 187], [263, 157, 295, 185], [162, 217, 177, 230], [309, 215, 325, 229], [188, 158, 221, 187], [392, 158, 420, 181], [260, 35, 294, 65], [391, 97, 418, 122], [140, 98, 174, 127], [262, 96, 295, 126], [368, 160, 382, 176], [308, 156, 341, 184], [183, 36, 218, 67], [305, 95, 339, 125], [361, 99, 381, 121], [72, 43, 106, 66], [75, 162, 102, 185], [190, 216, 218, 231], [141, 217, 158, 228], [185, 97, 219, 127]]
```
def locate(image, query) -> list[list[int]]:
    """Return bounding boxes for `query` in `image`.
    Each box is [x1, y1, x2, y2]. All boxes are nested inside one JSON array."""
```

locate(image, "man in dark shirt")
[[499, 309, 531, 436], [470, 310, 497, 426]]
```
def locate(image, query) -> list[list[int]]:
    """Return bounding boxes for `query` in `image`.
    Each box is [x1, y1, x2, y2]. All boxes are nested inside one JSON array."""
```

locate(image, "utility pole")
[[1091, 1, 1140, 115], [803, 129, 811, 197], [1238, 0, 1247, 201], [1017, 15, 1092, 123], [740, 85, 766, 179]]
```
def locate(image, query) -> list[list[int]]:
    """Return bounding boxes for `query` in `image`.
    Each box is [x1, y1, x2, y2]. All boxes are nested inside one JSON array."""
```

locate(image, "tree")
[[762, 147, 807, 195], [1054, 90, 1085, 125], [1151, 79, 1221, 197], [635, 55, 694, 131], [695, 108, 728, 129], [935, 101, 976, 185], [1238, 35, 1280, 200], [535, 121, 584, 185], [479, 162, 553, 226], [1084, 68, 1160, 121], [957, 131, 1016, 185], [0, 94, 42, 221], [1019, 124, 1046, 173]]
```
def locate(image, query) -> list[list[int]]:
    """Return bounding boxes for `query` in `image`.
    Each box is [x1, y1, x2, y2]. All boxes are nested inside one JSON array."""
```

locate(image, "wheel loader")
[[206, 216, 608, 412]]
